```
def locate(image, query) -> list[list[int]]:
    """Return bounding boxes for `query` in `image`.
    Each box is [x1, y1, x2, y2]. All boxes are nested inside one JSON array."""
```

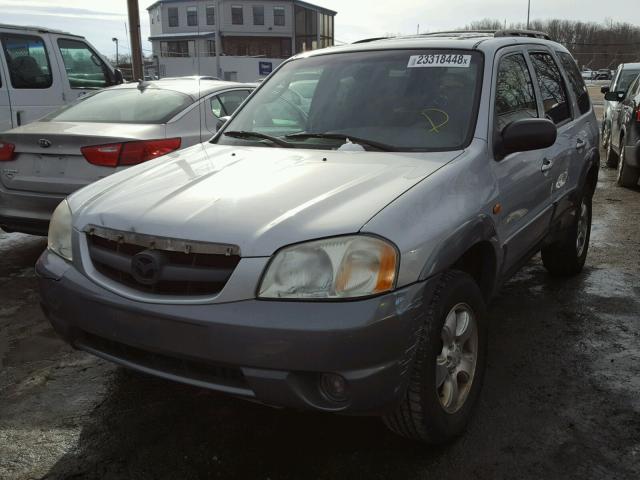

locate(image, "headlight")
[[259, 236, 398, 299], [48, 199, 73, 261]]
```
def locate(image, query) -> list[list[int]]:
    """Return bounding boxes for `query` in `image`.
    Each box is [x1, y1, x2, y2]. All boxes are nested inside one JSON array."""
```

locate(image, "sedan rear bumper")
[[37, 250, 435, 414], [0, 186, 63, 235]]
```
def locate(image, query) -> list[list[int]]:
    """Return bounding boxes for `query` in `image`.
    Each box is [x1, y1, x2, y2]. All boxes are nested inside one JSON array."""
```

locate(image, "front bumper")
[[37, 250, 434, 415], [0, 186, 63, 235]]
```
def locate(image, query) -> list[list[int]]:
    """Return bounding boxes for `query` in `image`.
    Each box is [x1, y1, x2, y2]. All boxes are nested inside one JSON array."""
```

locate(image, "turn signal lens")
[[0, 142, 16, 161], [81, 138, 181, 167]]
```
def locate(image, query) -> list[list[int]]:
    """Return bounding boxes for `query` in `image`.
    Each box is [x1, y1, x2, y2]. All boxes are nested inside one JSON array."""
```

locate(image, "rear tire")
[[617, 146, 640, 188], [541, 193, 592, 277], [383, 270, 487, 444]]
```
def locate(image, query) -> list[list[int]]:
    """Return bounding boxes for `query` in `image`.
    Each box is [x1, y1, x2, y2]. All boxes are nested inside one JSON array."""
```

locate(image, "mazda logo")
[[130, 250, 165, 286], [38, 138, 52, 148]]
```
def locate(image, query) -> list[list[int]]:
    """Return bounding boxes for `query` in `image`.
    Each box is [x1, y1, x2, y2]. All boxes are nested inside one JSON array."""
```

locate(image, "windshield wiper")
[[285, 132, 396, 151], [223, 130, 294, 148]]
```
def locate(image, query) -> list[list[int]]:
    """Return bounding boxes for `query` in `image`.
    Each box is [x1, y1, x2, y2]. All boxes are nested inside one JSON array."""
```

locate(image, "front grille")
[[76, 331, 248, 390], [86, 227, 240, 296]]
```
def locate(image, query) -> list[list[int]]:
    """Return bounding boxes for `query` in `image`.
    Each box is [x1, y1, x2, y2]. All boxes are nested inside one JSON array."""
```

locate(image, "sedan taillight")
[[0, 142, 16, 161], [81, 138, 181, 167], [636, 108, 640, 123]]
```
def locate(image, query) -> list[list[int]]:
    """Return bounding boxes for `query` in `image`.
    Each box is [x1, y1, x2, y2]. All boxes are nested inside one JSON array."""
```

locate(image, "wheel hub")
[[436, 303, 478, 414]]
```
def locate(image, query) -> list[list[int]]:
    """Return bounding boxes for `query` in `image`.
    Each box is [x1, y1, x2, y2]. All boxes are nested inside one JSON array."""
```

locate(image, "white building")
[[147, 0, 337, 82]]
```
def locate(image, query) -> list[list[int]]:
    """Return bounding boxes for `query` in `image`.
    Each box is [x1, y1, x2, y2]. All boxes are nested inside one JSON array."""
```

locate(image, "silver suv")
[[37, 30, 599, 443]]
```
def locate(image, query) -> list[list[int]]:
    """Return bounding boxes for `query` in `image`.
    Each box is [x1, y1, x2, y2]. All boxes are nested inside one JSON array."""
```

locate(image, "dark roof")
[[146, 0, 337, 16]]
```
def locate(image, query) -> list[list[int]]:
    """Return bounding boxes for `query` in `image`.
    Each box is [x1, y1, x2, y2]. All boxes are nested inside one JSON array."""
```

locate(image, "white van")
[[0, 24, 123, 132]]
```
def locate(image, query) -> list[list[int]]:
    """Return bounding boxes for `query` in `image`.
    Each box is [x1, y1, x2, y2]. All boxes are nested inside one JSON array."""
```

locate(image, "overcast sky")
[[0, 0, 638, 57]]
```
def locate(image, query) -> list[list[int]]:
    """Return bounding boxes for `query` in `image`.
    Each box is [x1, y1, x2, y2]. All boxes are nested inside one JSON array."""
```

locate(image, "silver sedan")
[[0, 78, 253, 235]]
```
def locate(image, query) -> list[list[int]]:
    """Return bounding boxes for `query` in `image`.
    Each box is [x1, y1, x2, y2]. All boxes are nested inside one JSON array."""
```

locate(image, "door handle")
[[576, 138, 586, 150], [541, 158, 553, 172]]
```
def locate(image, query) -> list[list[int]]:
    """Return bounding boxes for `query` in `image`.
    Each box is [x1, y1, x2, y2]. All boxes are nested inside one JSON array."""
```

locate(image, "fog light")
[[319, 373, 348, 403]]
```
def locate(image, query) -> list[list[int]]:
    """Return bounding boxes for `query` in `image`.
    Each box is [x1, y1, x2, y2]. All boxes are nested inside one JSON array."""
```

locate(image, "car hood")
[[70, 143, 461, 257]]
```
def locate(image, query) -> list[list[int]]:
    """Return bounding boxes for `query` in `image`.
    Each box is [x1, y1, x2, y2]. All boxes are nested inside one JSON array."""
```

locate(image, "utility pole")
[[112, 37, 119, 67], [526, 0, 531, 29], [126, 0, 144, 80]]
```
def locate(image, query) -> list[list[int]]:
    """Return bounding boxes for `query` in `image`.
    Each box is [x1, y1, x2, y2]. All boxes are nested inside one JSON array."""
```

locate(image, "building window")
[[187, 6, 198, 26], [168, 7, 179, 27], [156, 10, 160, 23], [274, 7, 285, 26], [206, 40, 216, 57], [160, 40, 190, 57], [206, 5, 215, 25], [253, 6, 264, 26], [232, 6, 243, 25]]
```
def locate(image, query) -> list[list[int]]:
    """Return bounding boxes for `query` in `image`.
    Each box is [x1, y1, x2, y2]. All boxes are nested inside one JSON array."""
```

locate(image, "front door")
[[52, 36, 111, 103], [491, 49, 554, 274], [0, 56, 11, 132]]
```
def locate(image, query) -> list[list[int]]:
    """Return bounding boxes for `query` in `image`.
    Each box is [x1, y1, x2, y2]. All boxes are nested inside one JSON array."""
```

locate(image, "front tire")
[[383, 270, 487, 444], [617, 146, 640, 188], [541, 194, 592, 276]]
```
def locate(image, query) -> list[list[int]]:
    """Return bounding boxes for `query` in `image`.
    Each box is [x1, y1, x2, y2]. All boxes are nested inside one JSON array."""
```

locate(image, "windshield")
[[215, 49, 483, 151], [45, 88, 193, 124], [615, 69, 640, 93]]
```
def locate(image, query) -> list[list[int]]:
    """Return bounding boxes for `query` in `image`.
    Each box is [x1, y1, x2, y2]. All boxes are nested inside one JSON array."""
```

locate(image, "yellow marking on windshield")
[[421, 108, 450, 133]]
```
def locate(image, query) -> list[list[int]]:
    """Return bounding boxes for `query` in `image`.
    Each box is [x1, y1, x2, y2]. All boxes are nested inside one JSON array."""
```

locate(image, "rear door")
[[0, 56, 12, 132], [492, 48, 555, 273], [526, 49, 578, 207], [0, 32, 65, 126]]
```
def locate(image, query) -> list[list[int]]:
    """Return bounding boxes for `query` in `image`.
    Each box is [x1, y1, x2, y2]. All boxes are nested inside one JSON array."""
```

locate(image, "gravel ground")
[[1, 116, 639, 478]]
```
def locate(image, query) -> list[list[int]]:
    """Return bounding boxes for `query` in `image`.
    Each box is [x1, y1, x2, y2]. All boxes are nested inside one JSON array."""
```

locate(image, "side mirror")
[[496, 118, 557, 159], [604, 91, 625, 102], [114, 68, 124, 85], [216, 116, 231, 131], [600, 85, 610, 94]]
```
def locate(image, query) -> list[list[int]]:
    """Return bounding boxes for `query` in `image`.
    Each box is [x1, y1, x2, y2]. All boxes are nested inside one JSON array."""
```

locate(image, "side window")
[[494, 54, 538, 131], [557, 52, 590, 116], [1, 34, 52, 89], [218, 90, 251, 115], [529, 52, 571, 125], [210, 96, 224, 117], [57, 39, 109, 89]]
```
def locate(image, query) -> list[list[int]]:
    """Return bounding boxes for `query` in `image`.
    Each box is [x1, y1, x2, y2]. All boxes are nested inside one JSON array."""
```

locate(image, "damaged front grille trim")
[[84, 225, 241, 257]]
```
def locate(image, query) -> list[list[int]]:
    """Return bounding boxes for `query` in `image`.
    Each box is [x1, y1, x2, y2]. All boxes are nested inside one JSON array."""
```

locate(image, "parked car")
[[581, 70, 595, 80], [604, 73, 640, 187], [0, 23, 123, 133], [596, 69, 611, 80], [601, 62, 640, 163], [0, 79, 253, 234], [38, 31, 599, 443]]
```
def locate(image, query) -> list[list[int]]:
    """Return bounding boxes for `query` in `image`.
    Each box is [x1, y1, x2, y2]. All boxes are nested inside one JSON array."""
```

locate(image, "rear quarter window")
[[45, 88, 194, 124], [557, 52, 590, 116]]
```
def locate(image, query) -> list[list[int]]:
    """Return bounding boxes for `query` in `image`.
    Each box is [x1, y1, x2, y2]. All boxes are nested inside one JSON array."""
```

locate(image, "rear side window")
[[1, 34, 52, 89], [615, 69, 640, 94], [557, 52, 590, 116], [529, 52, 571, 125], [45, 88, 193, 124], [494, 54, 538, 131], [57, 39, 109, 89]]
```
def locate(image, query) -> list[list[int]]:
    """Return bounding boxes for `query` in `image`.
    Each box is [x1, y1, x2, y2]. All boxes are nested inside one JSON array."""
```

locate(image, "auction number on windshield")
[[408, 54, 471, 68]]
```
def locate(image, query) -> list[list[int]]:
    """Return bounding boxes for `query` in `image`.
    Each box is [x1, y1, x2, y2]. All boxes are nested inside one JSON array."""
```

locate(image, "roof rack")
[[494, 29, 552, 40], [352, 36, 393, 44], [420, 29, 552, 41]]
